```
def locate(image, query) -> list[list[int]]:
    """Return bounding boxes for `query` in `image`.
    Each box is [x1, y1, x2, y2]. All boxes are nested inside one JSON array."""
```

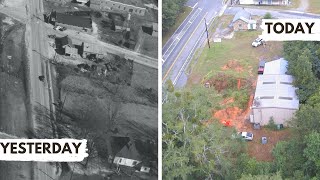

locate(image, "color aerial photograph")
[[0, 0, 158, 179], [162, 0, 320, 179]]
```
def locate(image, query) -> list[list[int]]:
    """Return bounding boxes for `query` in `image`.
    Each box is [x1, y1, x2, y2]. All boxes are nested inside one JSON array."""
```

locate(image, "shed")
[[231, 8, 256, 31], [250, 59, 299, 126]]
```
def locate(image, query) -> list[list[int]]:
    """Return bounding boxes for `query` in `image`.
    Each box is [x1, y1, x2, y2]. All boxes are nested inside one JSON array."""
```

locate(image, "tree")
[[272, 140, 306, 178], [163, 86, 244, 179], [162, 0, 188, 32], [304, 132, 320, 173], [239, 172, 282, 180], [263, 12, 272, 19]]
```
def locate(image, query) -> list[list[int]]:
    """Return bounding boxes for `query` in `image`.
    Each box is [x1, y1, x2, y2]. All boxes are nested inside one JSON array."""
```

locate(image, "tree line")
[[162, 0, 187, 33]]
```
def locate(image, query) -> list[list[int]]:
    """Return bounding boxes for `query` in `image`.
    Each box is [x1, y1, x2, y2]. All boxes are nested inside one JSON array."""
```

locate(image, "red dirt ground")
[[221, 60, 244, 72]]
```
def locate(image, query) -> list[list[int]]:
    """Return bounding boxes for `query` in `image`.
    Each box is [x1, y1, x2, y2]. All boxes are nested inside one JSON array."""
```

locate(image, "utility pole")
[[204, 18, 210, 48]]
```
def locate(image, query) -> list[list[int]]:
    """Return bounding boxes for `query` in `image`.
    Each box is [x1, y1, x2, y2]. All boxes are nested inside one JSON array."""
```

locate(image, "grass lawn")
[[162, 6, 192, 46], [308, 0, 320, 14], [187, 31, 283, 86]]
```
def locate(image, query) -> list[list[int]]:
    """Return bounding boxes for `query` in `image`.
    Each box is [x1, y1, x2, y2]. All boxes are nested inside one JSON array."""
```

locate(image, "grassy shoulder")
[[162, 6, 192, 46], [308, 0, 320, 14], [188, 31, 283, 85]]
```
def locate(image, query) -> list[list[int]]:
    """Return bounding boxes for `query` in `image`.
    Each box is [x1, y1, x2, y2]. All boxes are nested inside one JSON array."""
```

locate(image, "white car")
[[53, 25, 66, 31], [239, 132, 254, 141], [252, 38, 264, 47]]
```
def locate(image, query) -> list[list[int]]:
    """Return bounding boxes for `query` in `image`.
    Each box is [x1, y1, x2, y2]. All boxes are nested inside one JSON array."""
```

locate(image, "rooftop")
[[253, 58, 299, 110], [253, 74, 299, 109], [264, 58, 288, 75], [232, 8, 256, 24], [56, 12, 92, 29]]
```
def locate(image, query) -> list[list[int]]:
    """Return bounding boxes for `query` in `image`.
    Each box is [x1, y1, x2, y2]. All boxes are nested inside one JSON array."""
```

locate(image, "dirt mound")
[[220, 97, 234, 106], [221, 60, 243, 72], [213, 107, 243, 126], [205, 73, 237, 92]]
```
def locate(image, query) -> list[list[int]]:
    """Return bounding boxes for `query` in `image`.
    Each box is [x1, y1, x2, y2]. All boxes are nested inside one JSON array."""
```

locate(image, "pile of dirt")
[[213, 107, 243, 126], [205, 73, 237, 92], [220, 97, 234, 106], [221, 60, 244, 72]]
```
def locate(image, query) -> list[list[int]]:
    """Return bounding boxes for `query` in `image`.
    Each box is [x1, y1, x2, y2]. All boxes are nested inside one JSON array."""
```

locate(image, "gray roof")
[[56, 13, 92, 29], [264, 58, 288, 75], [253, 58, 299, 110], [232, 8, 251, 23]]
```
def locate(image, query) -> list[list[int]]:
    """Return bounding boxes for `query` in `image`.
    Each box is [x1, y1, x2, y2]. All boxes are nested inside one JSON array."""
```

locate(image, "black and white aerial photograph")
[[0, 0, 158, 179]]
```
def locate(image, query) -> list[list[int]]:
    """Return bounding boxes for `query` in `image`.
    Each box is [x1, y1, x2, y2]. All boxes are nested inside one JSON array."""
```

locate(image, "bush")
[[263, 12, 272, 19], [265, 117, 277, 130]]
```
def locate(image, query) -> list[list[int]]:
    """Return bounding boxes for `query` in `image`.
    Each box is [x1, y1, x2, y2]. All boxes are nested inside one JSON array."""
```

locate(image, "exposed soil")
[[221, 60, 244, 72], [205, 73, 237, 92], [213, 107, 243, 126]]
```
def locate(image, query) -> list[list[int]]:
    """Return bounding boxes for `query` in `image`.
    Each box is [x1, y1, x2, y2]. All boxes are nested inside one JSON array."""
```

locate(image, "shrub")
[[264, 12, 272, 19], [265, 117, 277, 130]]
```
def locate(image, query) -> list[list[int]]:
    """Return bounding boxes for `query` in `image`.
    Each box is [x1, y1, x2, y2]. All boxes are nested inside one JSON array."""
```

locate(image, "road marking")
[[173, 29, 205, 85], [162, 8, 202, 62], [192, 2, 198, 9], [163, 11, 208, 81], [163, 7, 199, 49]]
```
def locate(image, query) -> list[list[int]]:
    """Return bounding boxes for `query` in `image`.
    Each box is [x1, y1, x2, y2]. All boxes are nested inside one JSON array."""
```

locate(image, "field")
[[188, 31, 283, 85], [51, 57, 158, 178], [308, 0, 320, 14]]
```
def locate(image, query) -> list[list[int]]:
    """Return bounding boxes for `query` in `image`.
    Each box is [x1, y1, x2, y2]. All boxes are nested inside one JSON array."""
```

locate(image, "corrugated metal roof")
[[253, 74, 299, 109], [264, 58, 288, 75]]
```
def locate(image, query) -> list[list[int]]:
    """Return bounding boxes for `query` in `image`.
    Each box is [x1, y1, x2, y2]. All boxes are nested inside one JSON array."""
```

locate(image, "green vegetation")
[[162, 0, 188, 39], [308, 0, 320, 14], [263, 12, 272, 19], [163, 26, 320, 179], [265, 117, 277, 130], [162, 6, 192, 45], [189, 31, 283, 84]]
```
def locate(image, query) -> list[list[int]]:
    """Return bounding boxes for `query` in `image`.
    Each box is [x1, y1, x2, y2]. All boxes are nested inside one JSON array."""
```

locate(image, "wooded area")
[[162, 0, 187, 32]]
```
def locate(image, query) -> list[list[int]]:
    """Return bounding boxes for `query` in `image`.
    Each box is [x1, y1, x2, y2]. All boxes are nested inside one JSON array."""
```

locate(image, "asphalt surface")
[[162, 0, 224, 88], [224, 6, 320, 19], [27, 0, 56, 179]]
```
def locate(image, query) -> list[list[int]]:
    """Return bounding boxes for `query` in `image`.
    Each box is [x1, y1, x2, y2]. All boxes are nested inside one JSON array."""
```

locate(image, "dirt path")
[[296, 0, 309, 12]]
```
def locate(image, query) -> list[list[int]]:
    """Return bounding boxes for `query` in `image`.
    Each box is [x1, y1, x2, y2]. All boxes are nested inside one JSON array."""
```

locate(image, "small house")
[[231, 8, 256, 31]]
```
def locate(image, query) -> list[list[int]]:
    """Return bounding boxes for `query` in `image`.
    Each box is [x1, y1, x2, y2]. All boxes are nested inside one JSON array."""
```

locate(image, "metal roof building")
[[250, 59, 299, 126]]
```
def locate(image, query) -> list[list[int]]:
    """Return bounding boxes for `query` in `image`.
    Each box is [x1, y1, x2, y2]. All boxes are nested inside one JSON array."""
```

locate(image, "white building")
[[239, 0, 289, 5], [90, 0, 146, 16], [250, 59, 299, 126]]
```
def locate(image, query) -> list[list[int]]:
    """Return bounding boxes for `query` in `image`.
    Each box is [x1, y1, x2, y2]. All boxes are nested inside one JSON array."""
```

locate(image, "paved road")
[[46, 25, 158, 69], [162, 0, 224, 87], [27, 0, 56, 179], [224, 6, 320, 18]]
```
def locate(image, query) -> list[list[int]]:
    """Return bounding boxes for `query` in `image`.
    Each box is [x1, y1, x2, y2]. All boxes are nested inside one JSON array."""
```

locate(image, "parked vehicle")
[[54, 25, 66, 31], [48, 34, 56, 39], [252, 38, 264, 47], [239, 132, 254, 141], [258, 60, 266, 74]]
